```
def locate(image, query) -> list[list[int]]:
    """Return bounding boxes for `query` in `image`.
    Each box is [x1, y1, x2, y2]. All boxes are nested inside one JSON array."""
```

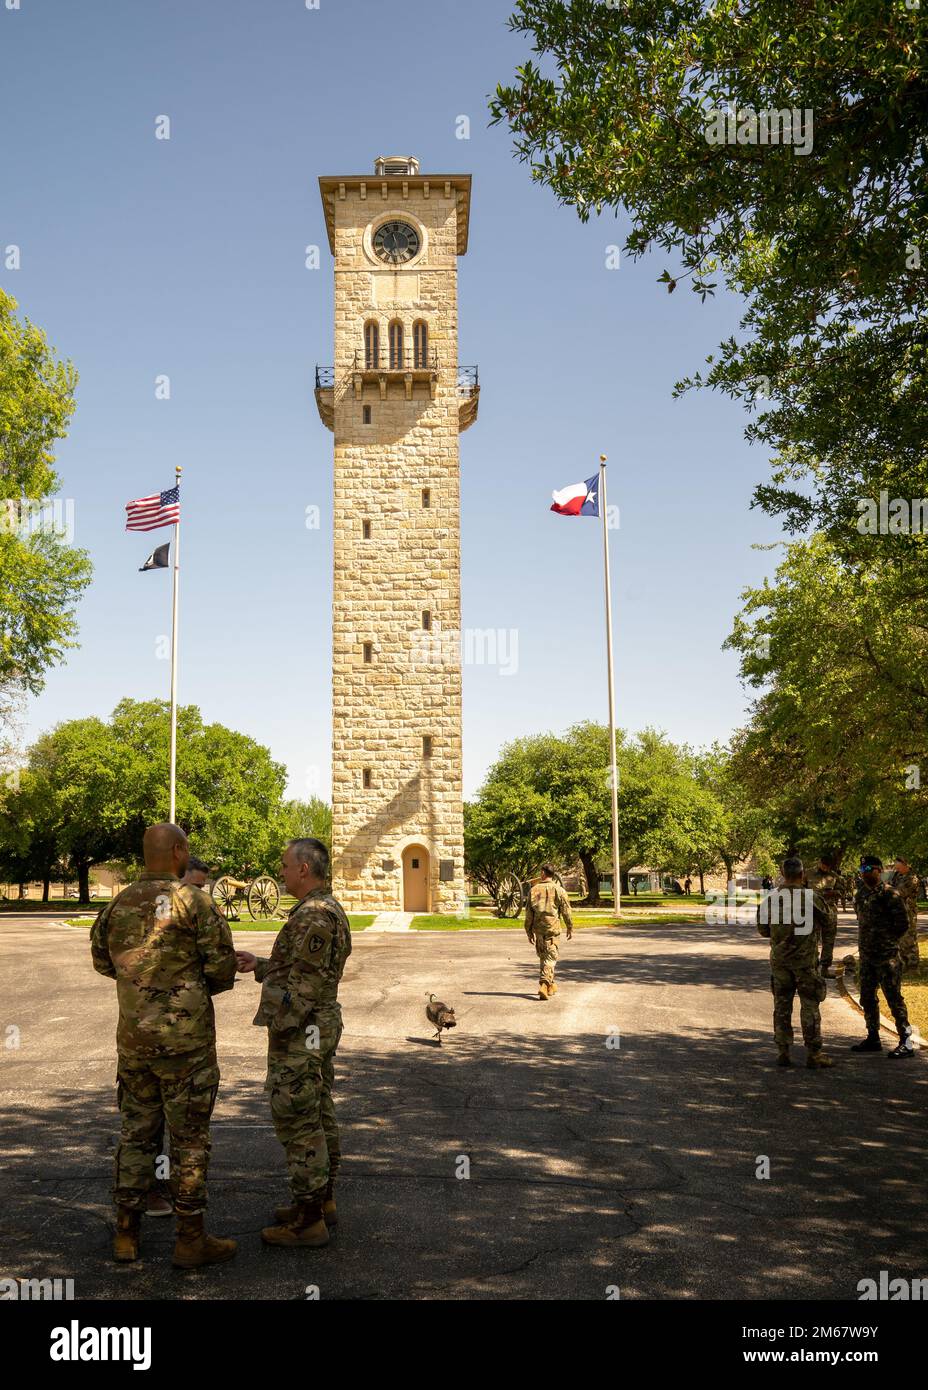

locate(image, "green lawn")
[[1, 900, 103, 914], [64, 912, 377, 932], [410, 912, 707, 930]]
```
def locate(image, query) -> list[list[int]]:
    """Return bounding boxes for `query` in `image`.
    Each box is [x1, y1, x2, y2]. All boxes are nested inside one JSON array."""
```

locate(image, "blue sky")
[[1, 0, 781, 801]]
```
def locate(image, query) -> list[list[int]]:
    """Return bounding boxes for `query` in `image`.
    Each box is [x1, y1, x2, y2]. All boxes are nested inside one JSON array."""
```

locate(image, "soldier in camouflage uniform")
[[757, 856, 833, 1069], [524, 865, 573, 999], [236, 838, 352, 1248], [852, 856, 916, 1058], [805, 856, 840, 976], [90, 823, 237, 1266], [888, 856, 921, 971]]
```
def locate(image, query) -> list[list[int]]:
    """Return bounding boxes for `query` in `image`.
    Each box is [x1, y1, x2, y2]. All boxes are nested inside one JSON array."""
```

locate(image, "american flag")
[[125, 486, 180, 532]]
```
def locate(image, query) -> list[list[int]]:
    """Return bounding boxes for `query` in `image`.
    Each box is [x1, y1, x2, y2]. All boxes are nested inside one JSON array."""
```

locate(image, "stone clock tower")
[[315, 156, 478, 914]]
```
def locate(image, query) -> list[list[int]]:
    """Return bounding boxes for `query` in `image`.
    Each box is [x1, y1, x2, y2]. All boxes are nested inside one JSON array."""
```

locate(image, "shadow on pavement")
[[3, 1013, 925, 1301]]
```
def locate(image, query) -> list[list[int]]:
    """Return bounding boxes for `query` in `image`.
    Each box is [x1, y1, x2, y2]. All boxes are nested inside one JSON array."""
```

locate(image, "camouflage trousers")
[[113, 1041, 219, 1215], [770, 964, 824, 1052], [899, 911, 920, 971], [818, 908, 838, 971], [535, 932, 559, 985], [265, 1006, 343, 1202], [859, 954, 910, 1037]]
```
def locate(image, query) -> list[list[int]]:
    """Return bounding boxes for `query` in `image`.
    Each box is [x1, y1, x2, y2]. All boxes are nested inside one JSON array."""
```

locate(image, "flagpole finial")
[[599, 454, 607, 463]]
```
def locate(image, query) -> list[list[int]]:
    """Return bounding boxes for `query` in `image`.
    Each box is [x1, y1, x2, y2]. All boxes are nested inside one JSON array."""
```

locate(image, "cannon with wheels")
[[211, 874, 281, 922], [492, 868, 567, 918]]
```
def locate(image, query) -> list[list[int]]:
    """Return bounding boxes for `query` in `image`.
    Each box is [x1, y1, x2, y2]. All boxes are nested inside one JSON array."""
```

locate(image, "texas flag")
[[550, 473, 600, 516]]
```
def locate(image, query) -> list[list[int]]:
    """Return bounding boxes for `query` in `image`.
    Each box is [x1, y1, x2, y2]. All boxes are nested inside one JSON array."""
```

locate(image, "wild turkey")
[[426, 993, 457, 1045]]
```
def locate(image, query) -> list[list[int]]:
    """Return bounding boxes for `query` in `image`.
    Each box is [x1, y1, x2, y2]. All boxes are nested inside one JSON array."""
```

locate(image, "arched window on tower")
[[389, 320, 404, 370], [364, 320, 380, 369], [413, 320, 429, 369]]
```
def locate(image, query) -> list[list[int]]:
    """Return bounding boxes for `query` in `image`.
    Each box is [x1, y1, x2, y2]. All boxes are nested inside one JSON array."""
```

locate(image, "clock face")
[[373, 220, 421, 265]]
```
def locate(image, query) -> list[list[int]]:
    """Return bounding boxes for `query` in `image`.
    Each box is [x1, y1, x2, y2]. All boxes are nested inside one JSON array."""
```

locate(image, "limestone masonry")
[[315, 157, 478, 913]]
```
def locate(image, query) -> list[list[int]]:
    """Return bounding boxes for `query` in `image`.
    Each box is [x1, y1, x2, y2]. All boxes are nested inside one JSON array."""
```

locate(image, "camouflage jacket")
[[756, 886, 825, 971], [856, 882, 909, 960], [525, 880, 573, 936], [838, 873, 857, 901], [805, 866, 839, 910], [253, 887, 352, 1034], [888, 870, 919, 916], [90, 871, 236, 1059]]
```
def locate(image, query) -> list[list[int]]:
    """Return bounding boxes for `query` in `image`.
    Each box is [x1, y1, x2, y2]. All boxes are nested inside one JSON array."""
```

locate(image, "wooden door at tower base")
[[402, 846, 429, 911]]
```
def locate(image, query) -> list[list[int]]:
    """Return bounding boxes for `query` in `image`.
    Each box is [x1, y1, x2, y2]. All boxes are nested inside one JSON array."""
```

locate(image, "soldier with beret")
[[852, 856, 916, 1058]]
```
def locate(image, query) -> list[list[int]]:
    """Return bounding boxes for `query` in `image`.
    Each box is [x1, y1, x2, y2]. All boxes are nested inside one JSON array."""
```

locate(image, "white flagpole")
[[599, 455, 621, 920], [169, 465, 182, 823]]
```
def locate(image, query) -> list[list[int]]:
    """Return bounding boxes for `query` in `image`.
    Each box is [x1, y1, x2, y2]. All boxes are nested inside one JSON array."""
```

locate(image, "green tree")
[[0, 289, 91, 720], [26, 715, 139, 902], [490, 1, 928, 538], [106, 699, 288, 875], [725, 535, 928, 867], [466, 722, 719, 904], [277, 797, 332, 849], [1, 699, 290, 898], [693, 742, 774, 885]]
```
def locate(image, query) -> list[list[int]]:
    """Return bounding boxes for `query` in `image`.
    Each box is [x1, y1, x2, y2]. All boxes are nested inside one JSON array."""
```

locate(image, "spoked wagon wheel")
[[495, 872, 524, 918], [248, 875, 280, 920], [211, 875, 239, 922]]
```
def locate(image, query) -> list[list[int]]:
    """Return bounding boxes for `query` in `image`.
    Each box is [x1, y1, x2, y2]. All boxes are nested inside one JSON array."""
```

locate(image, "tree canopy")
[[0, 289, 91, 725], [726, 534, 928, 865], [464, 722, 755, 902], [491, 1, 928, 537], [0, 699, 296, 899]]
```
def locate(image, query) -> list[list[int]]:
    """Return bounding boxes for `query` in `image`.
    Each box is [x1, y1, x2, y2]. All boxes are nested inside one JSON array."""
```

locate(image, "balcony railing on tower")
[[313, 360, 480, 432]]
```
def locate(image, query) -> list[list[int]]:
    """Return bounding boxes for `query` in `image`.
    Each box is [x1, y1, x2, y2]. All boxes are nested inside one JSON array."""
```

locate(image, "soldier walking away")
[[524, 864, 573, 999], [852, 856, 917, 1058], [805, 855, 840, 977], [236, 838, 352, 1249], [90, 823, 237, 1267], [757, 856, 833, 1070], [888, 855, 921, 971]]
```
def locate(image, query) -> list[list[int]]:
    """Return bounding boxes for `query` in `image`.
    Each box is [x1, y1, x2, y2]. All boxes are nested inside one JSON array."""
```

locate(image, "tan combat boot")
[[171, 1213, 237, 1269], [262, 1197, 329, 1248], [806, 1050, 835, 1069], [548, 981, 558, 995], [537, 982, 549, 999], [113, 1206, 141, 1263], [776, 1046, 792, 1068], [275, 1179, 338, 1230]]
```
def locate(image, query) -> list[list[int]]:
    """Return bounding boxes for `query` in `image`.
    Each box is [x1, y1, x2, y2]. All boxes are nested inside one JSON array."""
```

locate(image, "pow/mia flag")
[[139, 541, 170, 572]]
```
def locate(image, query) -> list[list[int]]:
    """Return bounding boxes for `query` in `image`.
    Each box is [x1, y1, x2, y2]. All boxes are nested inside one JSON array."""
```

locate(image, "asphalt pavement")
[[1, 912, 925, 1300]]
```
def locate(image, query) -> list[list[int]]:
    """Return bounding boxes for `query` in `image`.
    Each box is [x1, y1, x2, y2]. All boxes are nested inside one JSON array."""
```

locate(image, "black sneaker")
[[888, 1041, 915, 1059], [850, 1035, 882, 1052]]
